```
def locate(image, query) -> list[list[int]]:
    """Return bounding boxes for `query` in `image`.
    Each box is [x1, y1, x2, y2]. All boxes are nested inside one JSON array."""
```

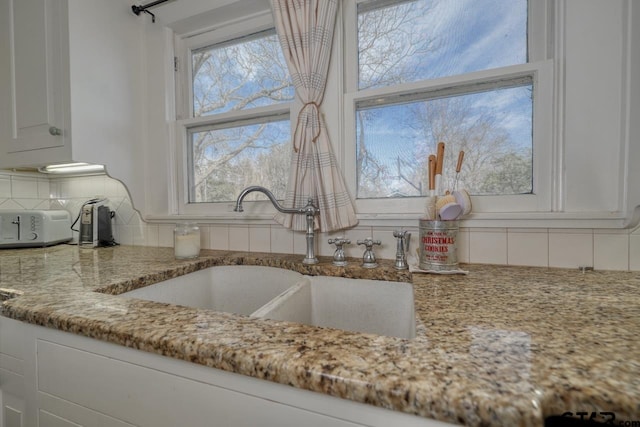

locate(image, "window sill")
[[144, 210, 635, 230]]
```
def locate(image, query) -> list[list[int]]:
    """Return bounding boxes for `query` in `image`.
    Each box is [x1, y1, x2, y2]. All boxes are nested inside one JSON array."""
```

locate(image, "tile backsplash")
[[1, 171, 639, 271]]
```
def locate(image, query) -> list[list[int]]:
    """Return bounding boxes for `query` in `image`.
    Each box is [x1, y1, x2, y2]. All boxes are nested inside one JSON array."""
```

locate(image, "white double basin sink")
[[120, 266, 416, 339]]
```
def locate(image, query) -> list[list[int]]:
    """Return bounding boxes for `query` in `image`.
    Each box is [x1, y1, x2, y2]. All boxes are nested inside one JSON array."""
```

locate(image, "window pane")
[[356, 84, 533, 198], [192, 30, 294, 116], [189, 120, 291, 203], [357, 0, 528, 90]]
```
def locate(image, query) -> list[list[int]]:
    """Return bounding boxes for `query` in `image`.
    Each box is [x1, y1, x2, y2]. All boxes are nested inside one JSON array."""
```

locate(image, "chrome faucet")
[[357, 237, 381, 268], [393, 230, 411, 270], [234, 186, 319, 265], [328, 237, 350, 266]]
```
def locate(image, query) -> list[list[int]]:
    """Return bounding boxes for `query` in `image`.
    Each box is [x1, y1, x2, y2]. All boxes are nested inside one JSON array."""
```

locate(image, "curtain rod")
[[131, 0, 175, 23]]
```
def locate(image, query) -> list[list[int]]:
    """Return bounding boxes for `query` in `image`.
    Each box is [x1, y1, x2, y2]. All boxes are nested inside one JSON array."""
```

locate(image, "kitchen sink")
[[252, 276, 416, 339], [120, 266, 415, 339], [121, 266, 306, 315]]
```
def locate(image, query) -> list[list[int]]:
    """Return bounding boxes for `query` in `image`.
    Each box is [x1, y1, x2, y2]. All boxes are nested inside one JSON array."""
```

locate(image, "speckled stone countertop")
[[1, 245, 639, 426]]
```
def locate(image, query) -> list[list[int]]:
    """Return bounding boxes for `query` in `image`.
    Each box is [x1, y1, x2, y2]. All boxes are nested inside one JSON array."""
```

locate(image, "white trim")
[[163, 27, 179, 215], [619, 0, 632, 217], [551, 0, 565, 213], [142, 211, 630, 230]]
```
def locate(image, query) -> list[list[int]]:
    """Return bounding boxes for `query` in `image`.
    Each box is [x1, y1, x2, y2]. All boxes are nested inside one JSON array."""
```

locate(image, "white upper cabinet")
[[0, 0, 146, 213], [5, 0, 67, 154]]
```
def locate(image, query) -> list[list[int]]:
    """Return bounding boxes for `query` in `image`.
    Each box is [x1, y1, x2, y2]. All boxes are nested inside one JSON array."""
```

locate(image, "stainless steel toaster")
[[0, 210, 72, 248]]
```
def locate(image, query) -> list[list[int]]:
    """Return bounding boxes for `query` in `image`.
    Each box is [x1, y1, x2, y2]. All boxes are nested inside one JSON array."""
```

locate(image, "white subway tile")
[[69, 177, 87, 198], [593, 233, 629, 271], [198, 225, 210, 249], [131, 224, 147, 246], [229, 225, 249, 251], [144, 224, 159, 247], [292, 230, 307, 258], [85, 176, 106, 197], [209, 225, 230, 250], [249, 225, 270, 253], [158, 224, 174, 248], [271, 226, 293, 254], [11, 177, 38, 198], [507, 229, 549, 267], [115, 224, 133, 246], [316, 231, 334, 257], [0, 177, 10, 198], [36, 178, 50, 199], [548, 230, 593, 269], [469, 229, 507, 265], [457, 228, 470, 263]]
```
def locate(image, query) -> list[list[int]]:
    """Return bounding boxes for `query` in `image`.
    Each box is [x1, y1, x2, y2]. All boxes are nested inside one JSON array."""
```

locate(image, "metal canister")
[[418, 219, 459, 271]]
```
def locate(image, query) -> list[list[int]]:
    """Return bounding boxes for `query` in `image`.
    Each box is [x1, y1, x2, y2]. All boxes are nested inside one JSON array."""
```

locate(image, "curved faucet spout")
[[234, 186, 319, 265], [234, 186, 302, 214]]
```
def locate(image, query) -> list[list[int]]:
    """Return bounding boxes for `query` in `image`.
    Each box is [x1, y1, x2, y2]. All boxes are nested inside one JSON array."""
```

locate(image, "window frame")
[[171, 0, 555, 223], [173, 12, 295, 216], [342, 0, 554, 219]]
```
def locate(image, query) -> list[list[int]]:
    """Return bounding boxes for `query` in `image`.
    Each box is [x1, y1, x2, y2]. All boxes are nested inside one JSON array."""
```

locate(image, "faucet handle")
[[356, 237, 381, 249], [328, 237, 350, 266], [328, 237, 351, 247], [357, 237, 381, 268]]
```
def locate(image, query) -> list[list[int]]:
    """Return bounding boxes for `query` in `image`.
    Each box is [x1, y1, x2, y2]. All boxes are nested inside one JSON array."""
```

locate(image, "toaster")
[[0, 210, 72, 248]]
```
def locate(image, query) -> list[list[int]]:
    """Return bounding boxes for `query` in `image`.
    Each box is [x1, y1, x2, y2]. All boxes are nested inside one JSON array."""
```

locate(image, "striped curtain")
[[271, 0, 358, 232]]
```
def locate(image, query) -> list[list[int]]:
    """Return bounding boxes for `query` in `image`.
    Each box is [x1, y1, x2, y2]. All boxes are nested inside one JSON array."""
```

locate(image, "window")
[[176, 18, 294, 210], [344, 0, 552, 215], [173, 1, 552, 219]]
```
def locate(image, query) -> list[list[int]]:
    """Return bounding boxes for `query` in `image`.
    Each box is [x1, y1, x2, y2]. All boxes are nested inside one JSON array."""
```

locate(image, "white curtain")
[[271, 0, 358, 232]]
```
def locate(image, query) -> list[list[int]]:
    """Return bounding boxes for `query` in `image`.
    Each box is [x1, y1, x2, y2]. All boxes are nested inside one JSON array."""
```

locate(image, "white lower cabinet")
[[0, 319, 451, 427], [36, 340, 362, 427]]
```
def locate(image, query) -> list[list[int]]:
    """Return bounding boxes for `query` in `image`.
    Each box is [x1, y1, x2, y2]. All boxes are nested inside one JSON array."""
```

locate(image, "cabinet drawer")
[[38, 394, 135, 427], [37, 339, 360, 427]]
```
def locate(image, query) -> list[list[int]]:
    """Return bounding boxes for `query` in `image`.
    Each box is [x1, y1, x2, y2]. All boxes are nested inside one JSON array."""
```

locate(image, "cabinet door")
[[2, 393, 25, 427], [5, 0, 67, 153], [1, 375, 25, 427]]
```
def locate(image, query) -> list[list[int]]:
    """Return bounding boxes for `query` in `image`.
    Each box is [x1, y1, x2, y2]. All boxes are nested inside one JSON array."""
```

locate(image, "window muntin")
[[357, 0, 528, 90], [191, 29, 293, 116], [353, 0, 534, 201]]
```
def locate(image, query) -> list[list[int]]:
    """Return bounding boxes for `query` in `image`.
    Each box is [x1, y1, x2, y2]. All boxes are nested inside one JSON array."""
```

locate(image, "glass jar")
[[174, 222, 201, 259]]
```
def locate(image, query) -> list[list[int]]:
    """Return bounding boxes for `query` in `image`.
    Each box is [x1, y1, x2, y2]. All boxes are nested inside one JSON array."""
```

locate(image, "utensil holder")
[[418, 219, 459, 271]]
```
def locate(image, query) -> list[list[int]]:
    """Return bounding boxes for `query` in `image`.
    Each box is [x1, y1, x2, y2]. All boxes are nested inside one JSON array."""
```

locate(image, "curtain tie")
[[292, 101, 321, 153]]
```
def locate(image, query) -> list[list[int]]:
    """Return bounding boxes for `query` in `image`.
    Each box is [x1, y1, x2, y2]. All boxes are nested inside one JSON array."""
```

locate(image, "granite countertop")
[[1, 245, 639, 426]]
